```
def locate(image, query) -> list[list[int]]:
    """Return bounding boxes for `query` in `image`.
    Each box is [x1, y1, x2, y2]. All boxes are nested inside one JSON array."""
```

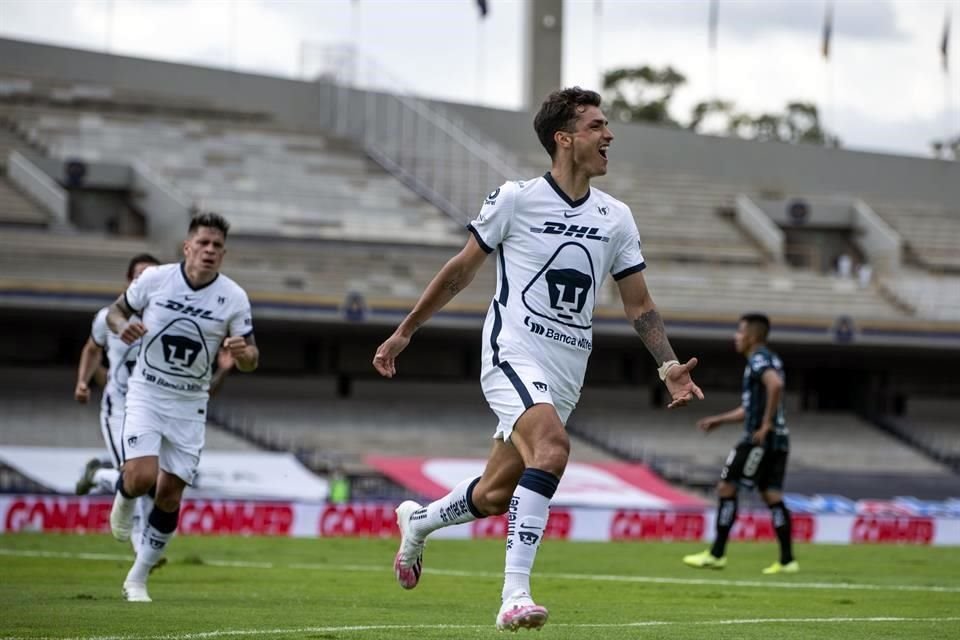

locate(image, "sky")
[[0, 0, 956, 158]]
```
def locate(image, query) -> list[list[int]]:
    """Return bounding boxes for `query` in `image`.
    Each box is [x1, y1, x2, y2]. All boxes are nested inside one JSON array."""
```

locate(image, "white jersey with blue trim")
[[123, 263, 253, 419], [468, 173, 645, 398], [90, 306, 142, 412]]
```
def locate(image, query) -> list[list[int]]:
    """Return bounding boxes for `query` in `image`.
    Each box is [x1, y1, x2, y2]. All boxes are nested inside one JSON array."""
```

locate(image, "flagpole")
[[477, 18, 485, 104], [594, 0, 603, 92], [709, 0, 719, 101]]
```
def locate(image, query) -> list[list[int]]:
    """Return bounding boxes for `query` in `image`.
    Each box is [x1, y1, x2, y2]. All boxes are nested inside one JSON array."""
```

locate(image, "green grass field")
[[1, 534, 958, 639]]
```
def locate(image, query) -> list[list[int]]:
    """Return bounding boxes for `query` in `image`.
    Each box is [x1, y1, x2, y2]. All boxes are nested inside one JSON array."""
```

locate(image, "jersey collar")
[[179, 261, 220, 291], [544, 172, 591, 209]]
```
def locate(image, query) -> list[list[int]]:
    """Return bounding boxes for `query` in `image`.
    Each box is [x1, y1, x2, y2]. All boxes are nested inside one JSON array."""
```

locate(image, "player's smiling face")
[[184, 226, 226, 280], [570, 105, 612, 177]]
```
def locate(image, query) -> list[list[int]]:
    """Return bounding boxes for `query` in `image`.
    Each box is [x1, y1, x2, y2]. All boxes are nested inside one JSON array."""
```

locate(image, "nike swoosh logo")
[[519, 523, 542, 529], [184, 295, 198, 300], [563, 212, 583, 218]]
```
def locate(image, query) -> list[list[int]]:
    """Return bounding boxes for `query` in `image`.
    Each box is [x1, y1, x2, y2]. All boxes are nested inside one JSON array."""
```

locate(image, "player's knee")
[[716, 481, 737, 498], [123, 468, 155, 496], [153, 492, 182, 513], [532, 431, 570, 477], [473, 485, 513, 515]]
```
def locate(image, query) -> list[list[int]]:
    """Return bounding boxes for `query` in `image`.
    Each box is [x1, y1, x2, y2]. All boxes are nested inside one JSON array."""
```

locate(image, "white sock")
[[502, 468, 559, 601], [409, 477, 482, 540], [126, 524, 171, 584], [131, 496, 153, 555], [94, 468, 120, 494]]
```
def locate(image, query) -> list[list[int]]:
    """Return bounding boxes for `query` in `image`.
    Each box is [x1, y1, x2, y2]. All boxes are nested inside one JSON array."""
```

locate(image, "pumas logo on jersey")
[[529, 221, 610, 243], [127, 436, 138, 448], [597, 205, 609, 216], [217, 296, 226, 305], [144, 318, 211, 379], [532, 381, 548, 392], [522, 243, 597, 330], [161, 300, 225, 322]]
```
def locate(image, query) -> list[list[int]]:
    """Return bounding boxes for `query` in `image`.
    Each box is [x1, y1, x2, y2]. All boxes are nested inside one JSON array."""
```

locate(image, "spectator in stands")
[[105, 212, 258, 603], [683, 313, 797, 575], [373, 87, 702, 631], [836, 252, 853, 278], [857, 261, 873, 288], [328, 463, 351, 504]]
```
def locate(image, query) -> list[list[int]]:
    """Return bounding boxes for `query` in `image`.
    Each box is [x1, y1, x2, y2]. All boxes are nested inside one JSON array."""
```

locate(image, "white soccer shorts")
[[120, 403, 205, 484], [481, 357, 578, 441]]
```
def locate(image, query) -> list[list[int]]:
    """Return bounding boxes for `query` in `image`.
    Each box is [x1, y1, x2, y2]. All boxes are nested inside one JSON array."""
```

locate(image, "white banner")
[[2, 496, 959, 545], [0, 446, 328, 501]]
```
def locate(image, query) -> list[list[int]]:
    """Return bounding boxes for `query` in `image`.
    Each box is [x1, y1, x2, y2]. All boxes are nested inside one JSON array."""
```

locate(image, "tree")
[[602, 65, 686, 127], [689, 99, 840, 147]]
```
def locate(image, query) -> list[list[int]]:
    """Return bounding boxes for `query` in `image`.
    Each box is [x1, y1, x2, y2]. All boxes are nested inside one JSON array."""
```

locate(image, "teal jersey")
[[741, 346, 789, 451]]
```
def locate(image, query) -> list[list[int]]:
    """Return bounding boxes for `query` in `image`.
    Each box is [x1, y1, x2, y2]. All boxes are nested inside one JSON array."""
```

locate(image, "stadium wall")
[[2, 37, 958, 204], [3, 495, 958, 546]]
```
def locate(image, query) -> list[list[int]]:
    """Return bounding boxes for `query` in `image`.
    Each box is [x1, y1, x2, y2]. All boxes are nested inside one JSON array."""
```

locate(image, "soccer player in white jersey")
[[374, 87, 703, 631], [105, 212, 258, 602], [74, 253, 159, 548]]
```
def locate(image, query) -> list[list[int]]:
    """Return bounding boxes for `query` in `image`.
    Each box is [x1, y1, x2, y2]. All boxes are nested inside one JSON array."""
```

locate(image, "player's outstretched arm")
[[106, 295, 145, 345], [617, 271, 703, 408], [697, 406, 745, 432], [373, 236, 489, 378], [74, 337, 103, 404]]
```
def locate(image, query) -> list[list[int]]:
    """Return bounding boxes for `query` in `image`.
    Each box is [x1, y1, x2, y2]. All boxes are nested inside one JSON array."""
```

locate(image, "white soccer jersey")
[[469, 173, 645, 401], [123, 263, 253, 420], [90, 306, 142, 408]]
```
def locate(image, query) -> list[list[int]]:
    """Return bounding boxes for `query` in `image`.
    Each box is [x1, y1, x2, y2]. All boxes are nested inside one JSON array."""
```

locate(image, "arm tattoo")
[[632, 309, 677, 365], [441, 277, 463, 295]]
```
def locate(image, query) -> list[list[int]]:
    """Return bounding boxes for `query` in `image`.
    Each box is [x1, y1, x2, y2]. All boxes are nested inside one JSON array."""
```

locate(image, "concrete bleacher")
[[901, 397, 960, 459], [871, 200, 960, 271], [210, 376, 619, 472], [0, 367, 256, 451], [880, 267, 960, 321], [6, 107, 464, 246], [569, 388, 952, 476]]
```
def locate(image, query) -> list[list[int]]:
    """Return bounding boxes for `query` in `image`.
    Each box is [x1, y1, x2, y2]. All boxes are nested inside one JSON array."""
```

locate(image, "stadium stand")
[[3, 106, 465, 246], [871, 200, 960, 272], [569, 388, 953, 477], [209, 375, 620, 473], [0, 367, 256, 451]]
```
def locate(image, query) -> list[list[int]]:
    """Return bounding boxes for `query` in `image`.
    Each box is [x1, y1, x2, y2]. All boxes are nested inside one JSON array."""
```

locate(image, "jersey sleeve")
[[466, 181, 516, 254], [90, 307, 109, 346], [749, 351, 774, 376], [610, 207, 646, 280], [229, 290, 254, 338], [123, 265, 161, 314]]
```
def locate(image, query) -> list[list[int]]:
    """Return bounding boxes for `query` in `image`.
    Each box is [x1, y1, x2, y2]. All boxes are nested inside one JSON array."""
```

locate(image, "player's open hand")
[[74, 381, 90, 404], [119, 320, 147, 345], [664, 357, 704, 409], [373, 333, 410, 378]]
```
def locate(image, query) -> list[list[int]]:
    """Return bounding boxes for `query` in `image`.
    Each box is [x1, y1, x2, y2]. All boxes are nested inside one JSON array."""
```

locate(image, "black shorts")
[[720, 442, 788, 492]]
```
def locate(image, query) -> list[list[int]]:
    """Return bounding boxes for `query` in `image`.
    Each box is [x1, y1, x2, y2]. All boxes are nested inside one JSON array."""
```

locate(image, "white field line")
[[3, 617, 960, 640]]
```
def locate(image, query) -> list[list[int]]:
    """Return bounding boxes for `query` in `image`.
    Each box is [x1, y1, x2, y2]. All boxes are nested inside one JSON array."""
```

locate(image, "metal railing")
[[7, 150, 69, 226], [311, 44, 532, 225]]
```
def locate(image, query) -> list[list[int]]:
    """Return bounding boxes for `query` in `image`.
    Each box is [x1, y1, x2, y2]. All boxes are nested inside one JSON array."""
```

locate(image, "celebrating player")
[[374, 87, 702, 631], [106, 212, 258, 602]]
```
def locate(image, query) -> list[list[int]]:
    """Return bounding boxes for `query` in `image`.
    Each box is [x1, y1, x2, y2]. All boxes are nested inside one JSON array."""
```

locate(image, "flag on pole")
[[477, 0, 488, 18], [708, 0, 719, 51], [942, 11, 951, 72], [822, 1, 833, 60]]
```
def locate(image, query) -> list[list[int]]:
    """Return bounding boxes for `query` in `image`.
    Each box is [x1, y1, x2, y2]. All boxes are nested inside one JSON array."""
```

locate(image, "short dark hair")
[[533, 87, 603, 159], [740, 313, 771, 341], [126, 253, 160, 280], [188, 212, 230, 239]]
